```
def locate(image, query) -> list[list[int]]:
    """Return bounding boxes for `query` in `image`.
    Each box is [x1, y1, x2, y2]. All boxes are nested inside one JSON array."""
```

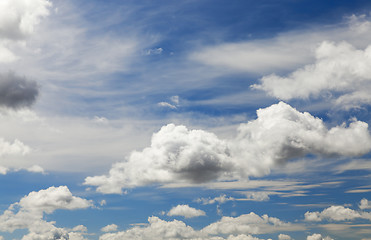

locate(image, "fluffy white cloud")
[[101, 224, 118, 232], [99, 213, 297, 240], [85, 102, 371, 193], [84, 123, 232, 193], [253, 40, 371, 109], [278, 234, 292, 240], [304, 205, 371, 222], [203, 212, 304, 236], [99, 216, 199, 240], [0, 138, 30, 157], [0, 186, 92, 238], [306, 233, 333, 240], [167, 204, 206, 218], [196, 194, 235, 205], [0, 0, 51, 40], [359, 198, 371, 210]]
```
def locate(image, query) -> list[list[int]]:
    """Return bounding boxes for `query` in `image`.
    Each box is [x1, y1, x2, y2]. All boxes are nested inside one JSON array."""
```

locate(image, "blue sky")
[[1, 0, 371, 239]]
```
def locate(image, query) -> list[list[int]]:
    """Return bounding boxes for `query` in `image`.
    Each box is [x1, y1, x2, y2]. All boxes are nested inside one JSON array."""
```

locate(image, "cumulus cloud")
[[101, 224, 118, 232], [203, 212, 304, 236], [304, 205, 371, 222], [278, 234, 292, 240], [99, 216, 199, 240], [0, 186, 92, 238], [306, 233, 333, 240], [0, 137, 30, 156], [359, 198, 371, 210], [99, 212, 299, 240], [167, 204, 206, 218], [85, 102, 371, 194], [196, 194, 235, 205], [0, 72, 39, 109], [0, 0, 51, 40], [253, 41, 371, 109]]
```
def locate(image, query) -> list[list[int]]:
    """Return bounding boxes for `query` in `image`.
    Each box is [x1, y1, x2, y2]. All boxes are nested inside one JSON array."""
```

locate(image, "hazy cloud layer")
[[0, 72, 39, 109], [85, 102, 371, 194], [167, 204, 206, 218], [192, 15, 371, 75]]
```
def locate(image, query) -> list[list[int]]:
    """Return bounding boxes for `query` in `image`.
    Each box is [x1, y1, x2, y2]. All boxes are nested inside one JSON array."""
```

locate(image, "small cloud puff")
[[196, 194, 235, 205], [167, 204, 206, 218], [144, 48, 163, 55], [307, 233, 333, 240], [101, 224, 118, 232]]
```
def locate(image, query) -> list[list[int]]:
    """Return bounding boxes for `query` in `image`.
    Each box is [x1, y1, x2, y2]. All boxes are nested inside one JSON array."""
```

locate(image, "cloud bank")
[[99, 212, 304, 240], [85, 102, 371, 193]]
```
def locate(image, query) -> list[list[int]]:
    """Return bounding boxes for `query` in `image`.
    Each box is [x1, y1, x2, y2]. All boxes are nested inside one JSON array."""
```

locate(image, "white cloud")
[[26, 165, 44, 174], [85, 102, 371, 193], [278, 234, 292, 240], [18, 186, 92, 214], [253, 41, 371, 109], [334, 159, 371, 173], [238, 192, 270, 202], [101, 224, 118, 232], [304, 205, 371, 222], [144, 47, 163, 55], [359, 199, 371, 210], [196, 194, 235, 205], [158, 101, 177, 109], [0, 138, 30, 156], [72, 225, 88, 232], [306, 233, 333, 240], [192, 15, 371, 75], [0, 186, 92, 239], [99, 212, 298, 240], [167, 204, 206, 218], [0, 0, 52, 40], [99, 216, 199, 240], [0, 166, 8, 175], [202, 212, 304, 236]]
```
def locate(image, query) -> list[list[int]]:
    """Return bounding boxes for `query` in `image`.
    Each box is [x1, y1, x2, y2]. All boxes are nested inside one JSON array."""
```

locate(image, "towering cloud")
[[85, 102, 371, 194]]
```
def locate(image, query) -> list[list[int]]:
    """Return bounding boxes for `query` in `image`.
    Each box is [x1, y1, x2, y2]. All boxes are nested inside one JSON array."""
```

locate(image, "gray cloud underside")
[[85, 102, 371, 194], [0, 72, 39, 109]]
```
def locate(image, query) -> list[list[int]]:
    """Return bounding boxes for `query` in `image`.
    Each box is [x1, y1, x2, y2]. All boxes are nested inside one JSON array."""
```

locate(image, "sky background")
[[1, 0, 371, 239]]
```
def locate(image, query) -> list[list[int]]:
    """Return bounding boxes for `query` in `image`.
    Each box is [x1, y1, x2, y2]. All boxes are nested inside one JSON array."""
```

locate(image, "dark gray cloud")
[[0, 72, 39, 109]]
